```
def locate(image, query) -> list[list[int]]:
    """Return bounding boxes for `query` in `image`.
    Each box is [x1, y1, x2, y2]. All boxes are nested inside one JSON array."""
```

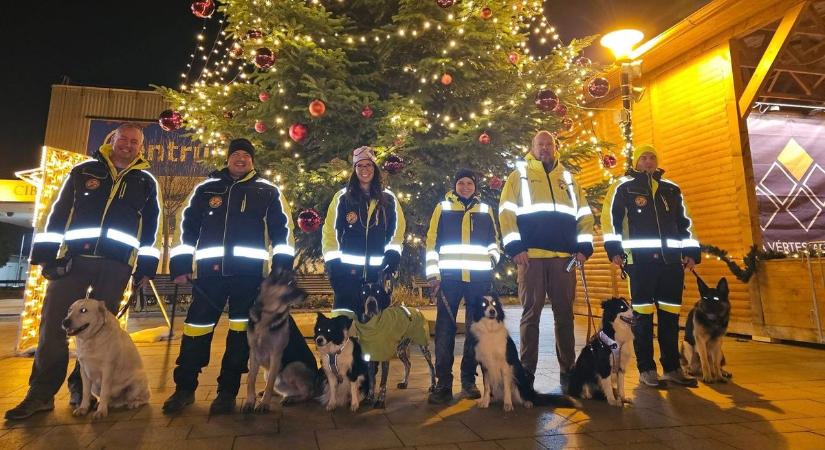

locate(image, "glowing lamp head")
[[600, 29, 644, 60]]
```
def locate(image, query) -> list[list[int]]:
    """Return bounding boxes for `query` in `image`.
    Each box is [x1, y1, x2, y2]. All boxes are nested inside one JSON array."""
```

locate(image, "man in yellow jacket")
[[499, 130, 594, 392]]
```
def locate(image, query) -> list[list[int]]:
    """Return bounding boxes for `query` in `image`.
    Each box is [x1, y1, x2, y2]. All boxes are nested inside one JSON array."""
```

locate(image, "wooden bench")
[[411, 276, 430, 301], [135, 277, 193, 313], [295, 273, 334, 296]]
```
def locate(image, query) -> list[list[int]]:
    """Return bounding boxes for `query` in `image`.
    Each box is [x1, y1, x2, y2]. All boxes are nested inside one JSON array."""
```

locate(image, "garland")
[[700, 244, 787, 283]]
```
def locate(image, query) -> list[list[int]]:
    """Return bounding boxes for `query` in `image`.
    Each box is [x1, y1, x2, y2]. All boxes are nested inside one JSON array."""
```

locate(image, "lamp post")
[[600, 29, 644, 171]]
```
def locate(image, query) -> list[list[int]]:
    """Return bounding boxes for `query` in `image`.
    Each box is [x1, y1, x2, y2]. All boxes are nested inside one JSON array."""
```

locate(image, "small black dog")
[[470, 295, 573, 411], [314, 312, 370, 411], [568, 298, 635, 407], [681, 277, 732, 383]]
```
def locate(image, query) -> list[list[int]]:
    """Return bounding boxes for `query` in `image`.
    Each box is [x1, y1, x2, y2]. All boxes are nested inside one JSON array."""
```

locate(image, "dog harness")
[[598, 331, 622, 374], [326, 336, 349, 383]]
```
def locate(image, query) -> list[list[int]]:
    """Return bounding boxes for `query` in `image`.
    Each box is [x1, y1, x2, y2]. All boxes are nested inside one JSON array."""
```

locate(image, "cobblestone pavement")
[[2, 307, 825, 449]]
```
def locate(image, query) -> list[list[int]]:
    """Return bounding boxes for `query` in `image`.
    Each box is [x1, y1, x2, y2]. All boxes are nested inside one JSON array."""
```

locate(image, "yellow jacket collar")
[[97, 144, 150, 174], [524, 152, 561, 173]]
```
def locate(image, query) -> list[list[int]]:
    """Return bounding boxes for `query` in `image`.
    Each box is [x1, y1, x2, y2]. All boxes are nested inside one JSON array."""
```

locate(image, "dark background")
[[0, 0, 710, 179]]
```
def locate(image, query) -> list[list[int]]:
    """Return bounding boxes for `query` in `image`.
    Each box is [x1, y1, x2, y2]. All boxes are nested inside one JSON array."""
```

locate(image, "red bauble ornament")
[[440, 73, 453, 86], [489, 175, 503, 190], [158, 110, 183, 131], [298, 209, 322, 233], [254, 120, 267, 133], [478, 132, 491, 145], [244, 29, 263, 40], [480, 7, 493, 20], [436, 0, 455, 8], [382, 155, 406, 174], [552, 102, 568, 117], [258, 91, 270, 102], [361, 105, 374, 119], [229, 45, 244, 59], [254, 48, 275, 69], [602, 154, 618, 169], [588, 77, 610, 98], [562, 118, 574, 132], [289, 123, 308, 142], [190, 0, 214, 19], [535, 89, 559, 112], [309, 99, 326, 118], [508, 52, 519, 65], [574, 56, 592, 67]]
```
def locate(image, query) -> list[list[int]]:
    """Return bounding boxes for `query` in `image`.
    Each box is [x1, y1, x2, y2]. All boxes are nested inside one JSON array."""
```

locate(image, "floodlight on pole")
[[601, 29, 644, 171], [600, 29, 644, 61]]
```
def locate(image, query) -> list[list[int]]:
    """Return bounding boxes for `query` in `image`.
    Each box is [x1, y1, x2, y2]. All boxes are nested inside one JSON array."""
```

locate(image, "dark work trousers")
[[434, 279, 489, 390], [517, 257, 577, 375], [329, 263, 379, 313], [627, 263, 685, 373], [173, 275, 262, 396], [28, 256, 132, 400]]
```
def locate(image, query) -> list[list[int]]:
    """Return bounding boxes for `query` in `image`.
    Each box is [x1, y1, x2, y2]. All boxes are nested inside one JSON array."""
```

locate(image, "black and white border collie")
[[470, 295, 573, 411], [568, 297, 635, 407], [313, 313, 369, 411]]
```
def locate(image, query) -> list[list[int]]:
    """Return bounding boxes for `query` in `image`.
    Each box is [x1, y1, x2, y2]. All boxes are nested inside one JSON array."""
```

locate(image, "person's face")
[[355, 161, 375, 185], [455, 177, 475, 199], [635, 152, 658, 173], [531, 133, 555, 164], [227, 150, 254, 177], [111, 128, 143, 166]]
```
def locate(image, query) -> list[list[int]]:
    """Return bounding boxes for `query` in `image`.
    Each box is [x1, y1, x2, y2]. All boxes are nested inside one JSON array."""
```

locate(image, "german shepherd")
[[568, 298, 635, 407], [242, 273, 319, 413], [680, 276, 732, 384], [470, 295, 573, 411], [314, 312, 370, 411]]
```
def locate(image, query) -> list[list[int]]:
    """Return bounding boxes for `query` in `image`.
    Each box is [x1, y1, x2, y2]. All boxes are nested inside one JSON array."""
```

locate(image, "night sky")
[[0, 0, 709, 179]]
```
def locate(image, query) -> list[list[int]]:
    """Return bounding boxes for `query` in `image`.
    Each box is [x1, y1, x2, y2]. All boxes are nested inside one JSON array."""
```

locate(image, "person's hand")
[[173, 274, 191, 285], [512, 252, 529, 268], [682, 256, 696, 272], [575, 252, 588, 263], [611, 255, 623, 267], [428, 278, 440, 291]]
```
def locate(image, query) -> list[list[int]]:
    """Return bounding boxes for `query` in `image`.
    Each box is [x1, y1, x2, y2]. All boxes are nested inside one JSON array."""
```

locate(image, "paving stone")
[[234, 430, 319, 450], [392, 420, 480, 446], [534, 433, 606, 448], [316, 425, 402, 450]]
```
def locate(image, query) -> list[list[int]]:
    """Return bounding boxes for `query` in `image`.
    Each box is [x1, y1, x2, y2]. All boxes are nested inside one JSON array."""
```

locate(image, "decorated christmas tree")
[[159, 0, 613, 285]]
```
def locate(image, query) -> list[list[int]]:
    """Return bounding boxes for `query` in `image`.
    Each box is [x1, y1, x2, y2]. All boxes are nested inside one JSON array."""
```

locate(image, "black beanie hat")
[[454, 168, 477, 188], [227, 138, 255, 160]]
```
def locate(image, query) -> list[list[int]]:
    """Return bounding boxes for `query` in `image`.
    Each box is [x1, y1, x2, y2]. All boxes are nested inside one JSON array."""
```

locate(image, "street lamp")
[[601, 29, 644, 171]]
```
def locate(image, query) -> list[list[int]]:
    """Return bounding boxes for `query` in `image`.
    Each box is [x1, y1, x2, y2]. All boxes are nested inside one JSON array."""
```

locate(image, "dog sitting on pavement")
[[681, 276, 732, 384], [568, 297, 635, 407], [242, 272, 319, 413], [470, 295, 573, 411], [62, 298, 150, 419], [314, 312, 370, 411]]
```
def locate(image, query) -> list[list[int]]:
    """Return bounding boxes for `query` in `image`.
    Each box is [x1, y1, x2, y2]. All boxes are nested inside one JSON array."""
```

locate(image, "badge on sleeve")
[[209, 196, 223, 208], [346, 211, 358, 224], [634, 196, 648, 207], [85, 178, 100, 190]]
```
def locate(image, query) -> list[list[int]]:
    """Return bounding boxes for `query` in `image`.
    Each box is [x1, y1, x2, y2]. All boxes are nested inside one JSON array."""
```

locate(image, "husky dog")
[[357, 281, 436, 409], [62, 299, 150, 419], [314, 313, 370, 411], [568, 298, 635, 407], [681, 277, 732, 384], [242, 273, 319, 413], [470, 295, 573, 411]]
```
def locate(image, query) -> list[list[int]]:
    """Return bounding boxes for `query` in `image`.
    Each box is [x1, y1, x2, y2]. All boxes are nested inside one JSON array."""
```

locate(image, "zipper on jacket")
[[241, 194, 247, 213], [221, 181, 236, 276], [94, 162, 138, 255], [647, 173, 667, 263], [662, 195, 670, 212], [119, 182, 127, 199]]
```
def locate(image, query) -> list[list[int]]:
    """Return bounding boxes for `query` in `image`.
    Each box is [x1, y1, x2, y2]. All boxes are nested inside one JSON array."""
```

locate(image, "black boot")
[[162, 390, 195, 414], [460, 384, 481, 400], [427, 385, 453, 405], [209, 390, 236, 415], [4, 396, 54, 420]]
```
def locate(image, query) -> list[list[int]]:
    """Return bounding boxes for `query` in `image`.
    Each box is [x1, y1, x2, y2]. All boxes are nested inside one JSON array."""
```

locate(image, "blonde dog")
[[62, 298, 150, 418]]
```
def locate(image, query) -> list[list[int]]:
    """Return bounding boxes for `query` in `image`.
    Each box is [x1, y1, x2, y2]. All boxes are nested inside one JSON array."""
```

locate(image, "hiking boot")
[[560, 373, 571, 395], [5, 396, 54, 420], [427, 385, 453, 405], [162, 390, 195, 414], [662, 368, 698, 387], [460, 384, 481, 400], [209, 391, 236, 415], [639, 370, 661, 387], [524, 370, 536, 391]]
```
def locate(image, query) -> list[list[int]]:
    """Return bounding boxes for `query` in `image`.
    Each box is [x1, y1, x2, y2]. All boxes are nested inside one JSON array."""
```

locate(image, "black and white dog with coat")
[[568, 297, 635, 407]]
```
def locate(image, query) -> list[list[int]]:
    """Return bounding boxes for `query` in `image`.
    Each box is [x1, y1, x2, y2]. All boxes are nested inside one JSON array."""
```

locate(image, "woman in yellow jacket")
[[321, 146, 406, 313]]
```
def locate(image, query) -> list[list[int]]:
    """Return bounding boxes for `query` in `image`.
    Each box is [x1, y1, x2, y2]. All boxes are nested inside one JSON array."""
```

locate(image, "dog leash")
[[431, 285, 457, 325], [572, 258, 598, 342]]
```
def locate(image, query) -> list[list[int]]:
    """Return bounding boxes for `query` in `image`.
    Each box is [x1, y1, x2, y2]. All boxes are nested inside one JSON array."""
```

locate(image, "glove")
[[41, 257, 73, 281], [383, 250, 400, 275]]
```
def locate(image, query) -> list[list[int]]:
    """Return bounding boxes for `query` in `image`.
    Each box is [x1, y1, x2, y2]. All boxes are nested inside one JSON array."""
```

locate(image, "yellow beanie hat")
[[632, 144, 658, 166]]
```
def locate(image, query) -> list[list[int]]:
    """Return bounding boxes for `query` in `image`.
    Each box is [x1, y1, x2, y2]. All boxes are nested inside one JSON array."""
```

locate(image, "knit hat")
[[227, 138, 255, 160], [454, 168, 477, 189], [632, 144, 657, 166], [352, 146, 376, 167]]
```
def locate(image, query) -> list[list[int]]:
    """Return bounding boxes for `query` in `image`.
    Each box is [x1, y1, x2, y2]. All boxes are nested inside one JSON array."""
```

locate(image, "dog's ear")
[[716, 278, 729, 298], [98, 300, 107, 314], [601, 299, 609, 308], [696, 274, 710, 293], [286, 286, 307, 305], [336, 315, 353, 330]]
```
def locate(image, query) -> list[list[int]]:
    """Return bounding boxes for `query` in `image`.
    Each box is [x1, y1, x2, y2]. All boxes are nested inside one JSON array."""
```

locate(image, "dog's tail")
[[531, 392, 575, 408]]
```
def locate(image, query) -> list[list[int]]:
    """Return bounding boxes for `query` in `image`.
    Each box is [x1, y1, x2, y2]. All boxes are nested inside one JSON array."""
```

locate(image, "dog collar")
[[327, 337, 349, 384]]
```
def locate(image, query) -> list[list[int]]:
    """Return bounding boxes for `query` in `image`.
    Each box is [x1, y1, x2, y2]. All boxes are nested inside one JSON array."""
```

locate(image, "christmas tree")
[[159, 0, 612, 285]]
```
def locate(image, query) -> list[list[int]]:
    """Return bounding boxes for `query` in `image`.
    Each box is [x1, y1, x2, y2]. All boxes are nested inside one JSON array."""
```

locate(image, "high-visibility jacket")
[[322, 188, 405, 280], [601, 169, 700, 265], [498, 154, 594, 258], [425, 192, 500, 283], [169, 168, 295, 278], [30, 144, 161, 280]]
